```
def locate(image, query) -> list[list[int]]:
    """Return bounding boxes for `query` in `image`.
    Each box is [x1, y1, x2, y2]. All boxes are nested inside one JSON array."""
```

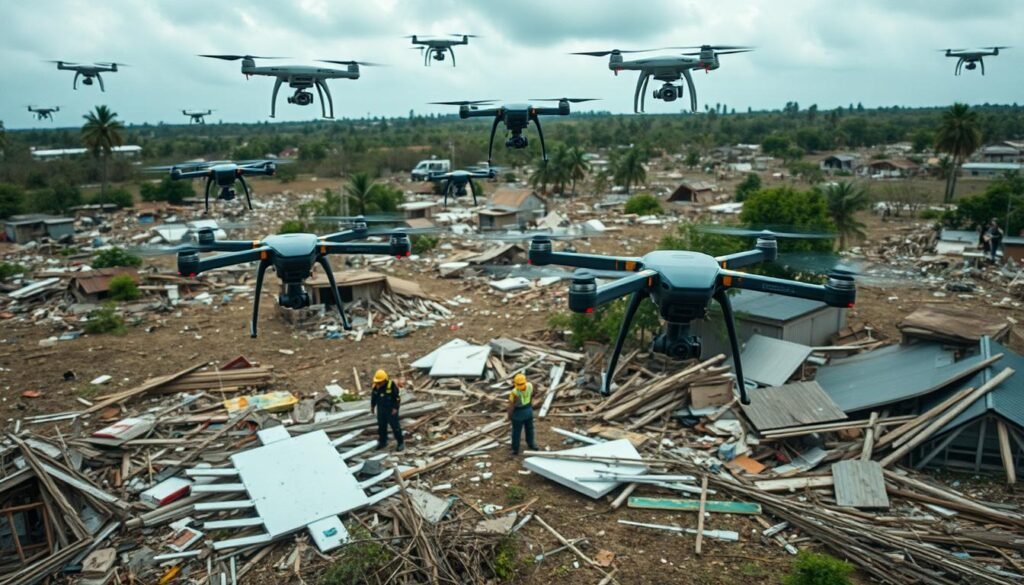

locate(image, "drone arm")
[[195, 247, 270, 274], [601, 290, 645, 396], [713, 289, 749, 405], [320, 229, 365, 243], [715, 246, 773, 269], [319, 242, 393, 256], [96, 73, 105, 92], [532, 116, 548, 162], [683, 69, 697, 112], [585, 270, 658, 311], [270, 78, 282, 118], [200, 240, 259, 252], [316, 256, 352, 330], [718, 270, 856, 308], [249, 259, 270, 338], [237, 175, 253, 210], [529, 238, 643, 271], [487, 115, 501, 164]]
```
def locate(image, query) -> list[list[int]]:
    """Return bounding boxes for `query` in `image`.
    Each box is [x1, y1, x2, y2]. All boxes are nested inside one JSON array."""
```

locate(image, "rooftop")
[[962, 162, 1023, 171]]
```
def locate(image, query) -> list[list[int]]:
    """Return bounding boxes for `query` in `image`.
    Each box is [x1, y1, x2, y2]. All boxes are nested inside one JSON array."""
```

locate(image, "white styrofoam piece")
[[489, 277, 531, 292], [257, 426, 291, 445], [412, 338, 469, 369], [429, 345, 492, 378], [230, 430, 368, 538], [308, 516, 348, 552], [523, 439, 647, 499]]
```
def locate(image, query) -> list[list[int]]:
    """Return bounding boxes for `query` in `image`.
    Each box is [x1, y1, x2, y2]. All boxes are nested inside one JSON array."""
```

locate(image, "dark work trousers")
[[511, 406, 537, 454], [376, 407, 403, 447]]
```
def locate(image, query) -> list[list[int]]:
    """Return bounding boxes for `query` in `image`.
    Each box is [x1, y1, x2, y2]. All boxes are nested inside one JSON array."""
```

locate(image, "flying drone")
[[199, 55, 378, 118], [160, 222, 411, 337], [572, 45, 752, 113], [430, 166, 499, 207], [406, 34, 478, 67], [27, 106, 59, 121], [147, 159, 287, 213], [48, 60, 124, 91], [183, 109, 214, 124], [528, 229, 856, 403], [431, 98, 595, 163], [941, 47, 1009, 75]]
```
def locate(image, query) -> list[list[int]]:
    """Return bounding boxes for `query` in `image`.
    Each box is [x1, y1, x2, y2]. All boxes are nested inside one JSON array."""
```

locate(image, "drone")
[[199, 55, 377, 118], [48, 61, 124, 91], [27, 106, 59, 121], [406, 34, 478, 67], [148, 159, 286, 213], [430, 166, 498, 207], [431, 98, 594, 163], [168, 223, 411, 337], [941, 47, 1009, 75], [527, 229, 856, 403], [183, 109, 214, 124], [572, 45, 752, 113]]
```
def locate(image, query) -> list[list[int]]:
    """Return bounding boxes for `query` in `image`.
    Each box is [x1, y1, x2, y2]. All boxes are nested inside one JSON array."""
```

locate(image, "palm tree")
[[344, 172, 377, 215], [81, 106, 124, 194], [824, 181, 869, 250], [592, 170, 610, 197], [934, 103, 982, 203], [613, 148, 647, 194], [529, 163, 552, 195], [565, 147, 590, 197], [546, 146, 571, 195]]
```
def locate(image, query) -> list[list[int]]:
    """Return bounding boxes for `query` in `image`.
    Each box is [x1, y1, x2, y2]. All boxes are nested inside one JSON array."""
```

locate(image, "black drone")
[[27, 106, 60, 121], [172, 222, 412, 337], [432, 98, 594, 163], [148, 160, 285, 213], [430, 167, 498, 207], [528, 230, 856, 403], [406, 34, 478, 67]]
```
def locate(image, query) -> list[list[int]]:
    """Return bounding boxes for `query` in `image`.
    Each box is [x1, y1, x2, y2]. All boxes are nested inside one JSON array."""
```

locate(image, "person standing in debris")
[[985, 218, 1004, 263], [371, 369, 405, 452], [507, 373, 538, 455]]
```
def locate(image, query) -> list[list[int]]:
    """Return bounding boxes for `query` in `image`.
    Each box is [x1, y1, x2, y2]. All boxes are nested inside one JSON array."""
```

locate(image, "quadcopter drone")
[[169, 222, 411, 337], [48, 60, 124, 91], [406, 34, 478, 67], [941, 47, 1009, 75], [183, 109, 214, 124], [430, 166, 498, 207], [199, 54, 377, 118], [148, 160, 286, 213], [27, 106, 59, 121], [572, 45, 752, 113], [432, 98, 594, 163], [528, 230, 856, 403]]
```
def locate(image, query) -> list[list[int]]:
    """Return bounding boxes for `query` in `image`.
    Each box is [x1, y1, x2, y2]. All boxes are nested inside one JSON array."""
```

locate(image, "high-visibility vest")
[[510, 382, 533, 407]]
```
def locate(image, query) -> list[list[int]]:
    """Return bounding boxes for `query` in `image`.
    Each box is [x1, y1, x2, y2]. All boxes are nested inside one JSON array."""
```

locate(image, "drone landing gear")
[[633, 72, 650, 113], [314, 80, 335, 118], [238, 176, 253, 210], [73, 72, 81, 90], [96, 73, 105, 92], [203, 176, 213, 214], [270, 78, 282, 117], [714, 289, 748, 404], [601, 290, 645, 395], [316, 256, 352, 330], [250, 259, 270, 338]]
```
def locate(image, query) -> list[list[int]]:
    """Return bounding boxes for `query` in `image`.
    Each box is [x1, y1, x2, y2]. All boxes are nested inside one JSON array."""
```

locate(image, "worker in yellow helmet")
[[507, 372, 538, 455], [371, 369, 404, 452]]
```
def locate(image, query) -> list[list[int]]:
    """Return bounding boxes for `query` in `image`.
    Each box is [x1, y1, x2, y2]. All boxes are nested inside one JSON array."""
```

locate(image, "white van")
[[410, 159, 451, 181]]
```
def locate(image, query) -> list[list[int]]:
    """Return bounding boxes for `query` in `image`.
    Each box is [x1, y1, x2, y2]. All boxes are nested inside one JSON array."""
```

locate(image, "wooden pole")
[[860, 411, 879, 461], [996, 419, 1017, 485], [695, 475, 709, 556]]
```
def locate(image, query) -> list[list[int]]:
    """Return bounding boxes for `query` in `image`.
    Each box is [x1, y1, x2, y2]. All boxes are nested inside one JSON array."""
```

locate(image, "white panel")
[[523, 439, 646, 499]]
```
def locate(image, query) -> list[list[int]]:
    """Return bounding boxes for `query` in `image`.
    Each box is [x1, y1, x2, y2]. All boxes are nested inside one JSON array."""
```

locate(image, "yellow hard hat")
[[513, 373, 527, 389], [373, 369, 388, 384]]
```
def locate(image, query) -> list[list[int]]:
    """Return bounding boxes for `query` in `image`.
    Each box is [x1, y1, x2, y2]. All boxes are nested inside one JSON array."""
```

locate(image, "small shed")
[[980, 145, 1021, 164], [820, 154, 857, 172], [68, 268, 139, 302], [668, 180, 716, 203], [1002, 236, 1024, 262], [866, 159, 919, 178], [3, 214, 75, 243], [961, 162, 1023, 178], [304, 270, 387, 307], [399, 201, 437, 220], [691, 289, 847, 357], [478, 188, 546, 230]]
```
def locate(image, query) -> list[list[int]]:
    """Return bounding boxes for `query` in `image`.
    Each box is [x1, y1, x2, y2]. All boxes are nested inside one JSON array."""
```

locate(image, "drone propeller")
[[938, 48, 968, 52], [315, 214, 406, 224], [571, 48, 678, 57], [448, 33, 481, 37], [683, 48, 753, 56], [367, 226, 445, 237], [45, 60, 79, 65], [95, 62, 129, 67], [529, 97, 600, 103], [778, 252, 927, 288], [480, 264, 632, 281], [677, 45, 754, 51], [696, 226, 837, 240], [198, 54, 286, 61], [469, 230, 598, 243], [984, 46, 1011, 50], [317, 60, 385, 67], [430, 100, 497, 106]]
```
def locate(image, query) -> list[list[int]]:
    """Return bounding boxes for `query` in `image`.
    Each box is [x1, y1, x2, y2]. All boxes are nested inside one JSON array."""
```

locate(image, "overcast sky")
[[2, 0, 1022, 129]]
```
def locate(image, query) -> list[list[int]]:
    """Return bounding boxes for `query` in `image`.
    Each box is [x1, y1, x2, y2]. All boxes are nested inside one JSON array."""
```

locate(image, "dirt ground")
[[0, 177, 1014, 584]]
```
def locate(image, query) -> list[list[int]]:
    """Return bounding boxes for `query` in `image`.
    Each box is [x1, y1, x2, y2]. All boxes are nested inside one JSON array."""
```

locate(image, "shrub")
[[0, 183, 25, 219], [92, 247, 142, 269], [108, 274, 141, 301], [319, 525, 391, 585], [505, 485, 526, 505], [783, 551, 853, 585], [279, 219, 307, 234], [492, 536, 521, 582], [275, 163, 298, 183], [735, 173, 762, 202], [624, 193, 662, 215], [0, 262, 26, 281], [84, 304, 126, 335], [412, 234, 439, 255], [918, 208, 941, 221], [90, 187, 134, 208], [140, 177, 194, 204]]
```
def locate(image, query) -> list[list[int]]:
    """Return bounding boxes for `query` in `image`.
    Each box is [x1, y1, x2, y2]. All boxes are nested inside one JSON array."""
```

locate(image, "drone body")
[[49, 61, 123, 91], [573, 45, 752, 113], [407, 34, 476, 66], [175, 225, 411, 337], [528, 232, 855, 403], [200, 55, 376, 118], [150, 160, 283, 213], [183, 109, 214, 124], [27, 106, 59, 121], [431, 167, 497, 207], [943, 47, 1009, 75], [433, 98, 592, 164]]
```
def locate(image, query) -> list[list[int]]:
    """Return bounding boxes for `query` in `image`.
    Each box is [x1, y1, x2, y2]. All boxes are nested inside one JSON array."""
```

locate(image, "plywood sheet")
[[741, 381, 847, 431], [832, 460, 889, 509]]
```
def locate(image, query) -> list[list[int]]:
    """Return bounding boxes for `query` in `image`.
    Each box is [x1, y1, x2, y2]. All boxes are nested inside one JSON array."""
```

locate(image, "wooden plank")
[[860, 411, 879, 461], [996, 420, 1017, 485], [740, 381, 847, 431], [753, 475, 834, 492], [627, 496, 761, 515], [832, 460, 890, 509], [694, 476, 709, 556]]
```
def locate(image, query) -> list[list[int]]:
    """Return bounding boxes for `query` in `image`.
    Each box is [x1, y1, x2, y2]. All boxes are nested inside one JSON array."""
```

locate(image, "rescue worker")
[[370, 369, 404, 452], [507, 373, 538, 455]]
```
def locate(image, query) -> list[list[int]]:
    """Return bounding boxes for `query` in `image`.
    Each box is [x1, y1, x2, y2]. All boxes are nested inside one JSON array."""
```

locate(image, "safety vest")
[[510, 383, 533, 408]]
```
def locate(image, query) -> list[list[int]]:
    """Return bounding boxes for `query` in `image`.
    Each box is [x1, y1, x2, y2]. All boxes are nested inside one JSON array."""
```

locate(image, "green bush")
[[275, 163, 298, 183], [624, 193, 662, 215], [735, 173, 762, 202], [783, 551, 853, 585], [92, 247, 143, 269], [140, 177, 194, 204], [412, 234, 439, 255], [319, 525, 391, 585], [84, 304, 126, 335], [505, 485, 526, 505], [279, 219, 307, 234], [108, 274, 141, 301], [0, 262, 26, 281], [0, 183, 25, 219], [90, 187, 134, 208], [918, 208, 941, 221], [492, 536, 521, 582], [548, 295, 661, 348]]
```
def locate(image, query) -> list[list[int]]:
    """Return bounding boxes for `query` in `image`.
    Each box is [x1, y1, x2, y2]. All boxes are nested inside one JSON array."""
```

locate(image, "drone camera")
[[218, 186, 237, 201], [289, 91, 314, 106], [177, 251, 200, 278], [278, 283, 310, 310], [653, 84, 681, 102], [652, 323, 703, 360], [824, 272, 857, 308], [568, 277, 598, 313], [506, 134, 529, 149], [83, 77, 94, 86]]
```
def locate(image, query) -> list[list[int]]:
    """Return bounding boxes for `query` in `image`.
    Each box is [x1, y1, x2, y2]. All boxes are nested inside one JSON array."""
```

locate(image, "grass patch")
[[492, 535, 522, 582], [784, 550, 853, 585], [504, 485, 526, 505], [319, 525, 392, 585], [84, 304, 126, 335]]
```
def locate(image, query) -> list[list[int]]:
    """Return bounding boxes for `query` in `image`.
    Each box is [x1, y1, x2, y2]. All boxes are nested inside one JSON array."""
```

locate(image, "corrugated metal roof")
[[737, 334, 812, 387], [728, 289, 830, 322], [939, 229, 978, 243], [71, 268, 138, 296], [815, 342, 988, 412], [931, 338, 1024, 432], [488, 188, 538, 210]]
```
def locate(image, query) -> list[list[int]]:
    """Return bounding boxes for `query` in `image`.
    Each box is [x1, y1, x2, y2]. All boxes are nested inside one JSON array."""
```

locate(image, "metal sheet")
[[429, 345, 491, 378], [411, 338, 469, 369], [523, 439, 646, 499], [737, 334, 812, 387], [230, 430, 368, 539], [931, 338, 1024, 433]]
